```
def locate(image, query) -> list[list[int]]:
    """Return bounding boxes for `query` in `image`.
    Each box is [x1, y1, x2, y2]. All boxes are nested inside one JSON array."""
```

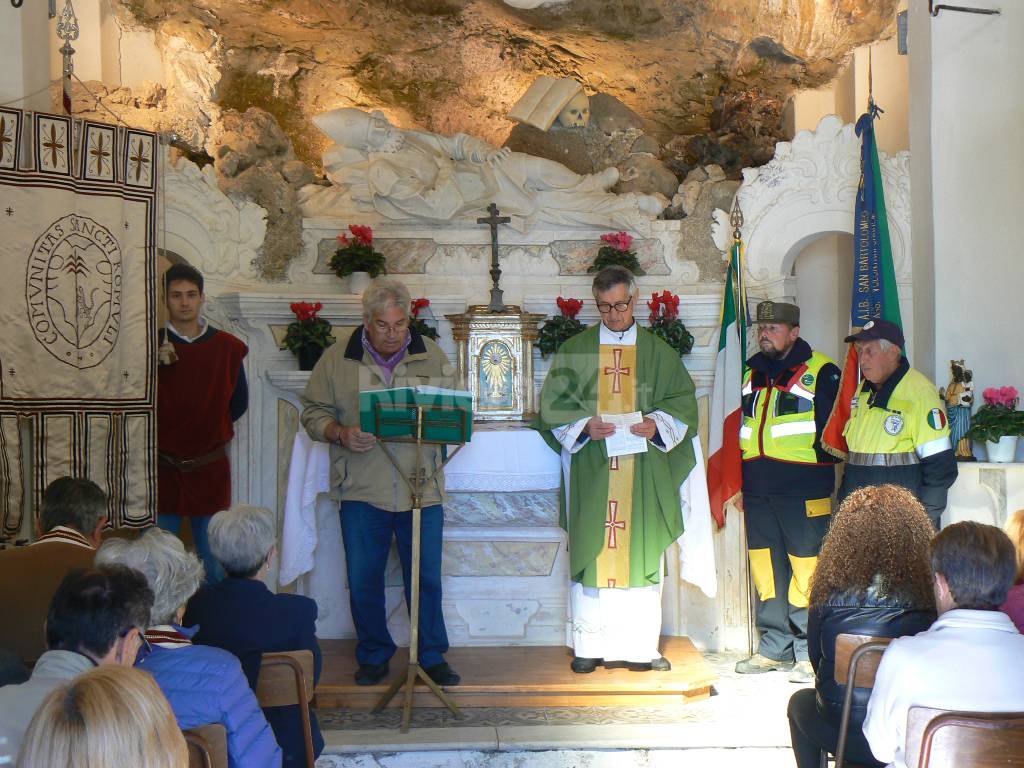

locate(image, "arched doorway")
[[792, 232, 854, 362]]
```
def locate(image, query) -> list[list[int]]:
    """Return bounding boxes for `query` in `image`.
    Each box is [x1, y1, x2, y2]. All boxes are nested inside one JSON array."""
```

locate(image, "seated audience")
[[17, 665, 187, 768], [184, 505, 323, 766], [96, 528, 283, 768], [863, 520, 1024, 768], [1001, 508, 1024, 632], [0, 648, 28, 688], [0, 566, 153, 762], [0, 477, 108, 665], [788, 485, 937, 768]]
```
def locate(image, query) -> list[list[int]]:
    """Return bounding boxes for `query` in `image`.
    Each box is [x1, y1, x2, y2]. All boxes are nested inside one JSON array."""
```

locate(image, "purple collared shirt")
[[362, 328, 411, 386]]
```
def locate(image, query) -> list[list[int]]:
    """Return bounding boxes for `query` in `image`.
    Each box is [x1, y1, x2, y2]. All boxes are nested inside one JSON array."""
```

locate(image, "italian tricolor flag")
[[707, 239, 747, 529]]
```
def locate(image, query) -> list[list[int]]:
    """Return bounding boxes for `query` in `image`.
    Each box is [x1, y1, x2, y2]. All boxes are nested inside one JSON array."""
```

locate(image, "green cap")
[[756, 300, 800, 326]]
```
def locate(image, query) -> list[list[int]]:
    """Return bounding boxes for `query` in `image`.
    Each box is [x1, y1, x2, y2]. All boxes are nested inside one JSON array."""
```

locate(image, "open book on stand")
[[359, 386, 473, 443]]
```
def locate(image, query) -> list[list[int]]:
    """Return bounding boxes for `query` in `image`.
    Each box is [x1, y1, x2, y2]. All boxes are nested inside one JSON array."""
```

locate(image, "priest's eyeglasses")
[[596, 297, 633, 314]]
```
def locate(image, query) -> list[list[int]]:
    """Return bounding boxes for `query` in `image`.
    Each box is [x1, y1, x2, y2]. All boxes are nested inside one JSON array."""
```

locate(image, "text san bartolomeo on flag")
[[0, 108, 158, 536]]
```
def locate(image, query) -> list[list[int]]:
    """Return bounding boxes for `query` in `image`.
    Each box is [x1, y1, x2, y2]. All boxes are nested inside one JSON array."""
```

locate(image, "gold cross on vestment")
[[603, 348, 631, 394], [605, 500, 625, 549]]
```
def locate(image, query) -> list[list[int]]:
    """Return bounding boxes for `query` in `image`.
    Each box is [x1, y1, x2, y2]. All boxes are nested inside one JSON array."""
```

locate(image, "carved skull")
[[555, 92, 591, 129]]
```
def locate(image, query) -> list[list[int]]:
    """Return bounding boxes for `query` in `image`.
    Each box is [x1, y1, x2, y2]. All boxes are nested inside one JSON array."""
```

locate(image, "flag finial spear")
[[730, 197, 744, 243]]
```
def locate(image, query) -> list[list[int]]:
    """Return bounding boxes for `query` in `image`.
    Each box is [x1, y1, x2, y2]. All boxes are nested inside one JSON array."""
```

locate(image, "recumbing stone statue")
[[299, 108, 666, 233]]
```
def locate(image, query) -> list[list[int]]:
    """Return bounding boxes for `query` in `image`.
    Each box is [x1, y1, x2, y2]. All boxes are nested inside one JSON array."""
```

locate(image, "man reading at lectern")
[[535, 266, 699, 673], [300, 277, 461, 686]]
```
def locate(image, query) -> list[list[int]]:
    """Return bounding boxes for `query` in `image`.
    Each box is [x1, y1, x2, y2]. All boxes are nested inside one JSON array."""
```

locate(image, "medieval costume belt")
[[158, 445, 227, 472]]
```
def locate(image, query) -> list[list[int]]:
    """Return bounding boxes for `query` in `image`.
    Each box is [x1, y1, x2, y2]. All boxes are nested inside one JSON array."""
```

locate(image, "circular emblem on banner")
[[25, 214, 122, 369], [928, 408, 948, 430], [884, 413, 905, 436], [800, 373, 815, 387]]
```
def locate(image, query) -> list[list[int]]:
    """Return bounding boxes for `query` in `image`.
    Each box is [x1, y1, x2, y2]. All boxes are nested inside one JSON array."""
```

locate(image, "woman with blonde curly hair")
[[1001, 509, 1024, 631], [788, 485, 937, 768], [17, 665, 187, 768]]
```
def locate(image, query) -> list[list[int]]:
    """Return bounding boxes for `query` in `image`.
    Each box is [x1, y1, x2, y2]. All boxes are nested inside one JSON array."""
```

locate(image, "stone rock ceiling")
[[115, 0, 897, 172]]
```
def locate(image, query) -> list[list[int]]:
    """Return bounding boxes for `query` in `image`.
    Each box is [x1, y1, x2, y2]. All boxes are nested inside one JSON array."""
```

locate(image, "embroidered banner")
[[0, 109, 157, 536]]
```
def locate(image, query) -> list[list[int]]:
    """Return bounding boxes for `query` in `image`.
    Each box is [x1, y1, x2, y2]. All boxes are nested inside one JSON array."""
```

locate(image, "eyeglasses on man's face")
[[596, 297, 633, 314]]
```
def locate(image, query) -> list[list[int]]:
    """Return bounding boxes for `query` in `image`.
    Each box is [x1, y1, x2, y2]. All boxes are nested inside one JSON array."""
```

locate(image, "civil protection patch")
[[800, 373, 815, 387], [884, 413, 904, 435], [928, 408, 948, 430]]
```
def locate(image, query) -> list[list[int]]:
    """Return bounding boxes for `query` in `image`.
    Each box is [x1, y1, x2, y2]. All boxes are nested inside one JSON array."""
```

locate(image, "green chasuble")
[[533, 325, 698, 588]]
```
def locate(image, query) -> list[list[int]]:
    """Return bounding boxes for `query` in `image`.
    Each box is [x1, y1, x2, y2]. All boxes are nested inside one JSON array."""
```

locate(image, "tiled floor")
[[314, 651, 807, 765]]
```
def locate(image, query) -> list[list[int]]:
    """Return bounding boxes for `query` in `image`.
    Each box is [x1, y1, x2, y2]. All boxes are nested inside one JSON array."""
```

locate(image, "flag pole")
[[56, 1, 79, 115]]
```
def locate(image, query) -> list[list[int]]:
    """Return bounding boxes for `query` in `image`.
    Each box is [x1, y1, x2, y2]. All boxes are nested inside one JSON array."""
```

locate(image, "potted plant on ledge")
[[410, 298, 439, 341], [285, 302, 335, 371], [647, 290, 694, 357], [587, 231, 645, 275], [330, 224, 387, 294], [538, 297, 587, 358], [967, 386, 1024, 463]]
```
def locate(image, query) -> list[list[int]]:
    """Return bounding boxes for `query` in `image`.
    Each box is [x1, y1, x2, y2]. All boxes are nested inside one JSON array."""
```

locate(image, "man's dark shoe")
[[650, 656, 672, 672], [570, 656, 602, 673], [424, 662, 461, 686], [354, 662, 389, 686]]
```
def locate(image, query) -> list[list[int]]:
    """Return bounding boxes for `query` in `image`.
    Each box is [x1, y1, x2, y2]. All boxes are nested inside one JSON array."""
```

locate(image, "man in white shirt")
[[863, 521, 1024, 768]]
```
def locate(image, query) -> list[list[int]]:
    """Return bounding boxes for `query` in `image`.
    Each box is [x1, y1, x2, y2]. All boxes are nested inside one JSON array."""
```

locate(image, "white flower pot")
[[986, 435, 1019, 463], [348, 271, 371, 295]]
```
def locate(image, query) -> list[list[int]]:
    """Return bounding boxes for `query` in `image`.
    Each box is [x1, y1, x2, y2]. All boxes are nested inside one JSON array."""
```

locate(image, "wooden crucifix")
[[477, 202, 511, 313]]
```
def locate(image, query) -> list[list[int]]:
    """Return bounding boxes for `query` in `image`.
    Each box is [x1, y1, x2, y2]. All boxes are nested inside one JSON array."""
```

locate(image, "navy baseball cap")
[[844, 319, 904, 349]]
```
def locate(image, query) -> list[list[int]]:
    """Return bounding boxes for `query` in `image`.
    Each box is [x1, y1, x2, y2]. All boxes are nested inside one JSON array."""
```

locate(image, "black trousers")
[[788, 687, 883, 768], [744, 493, 832, 662]]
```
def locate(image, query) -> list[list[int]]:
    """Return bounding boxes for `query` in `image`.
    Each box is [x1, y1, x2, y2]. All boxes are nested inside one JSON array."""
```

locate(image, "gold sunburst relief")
[[447, 305, 544, 422]]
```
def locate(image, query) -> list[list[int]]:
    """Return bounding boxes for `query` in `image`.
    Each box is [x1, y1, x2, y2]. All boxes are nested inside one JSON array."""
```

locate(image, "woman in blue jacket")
[[184, 505, 323, 766], [97, 528, 282, 768], [787, 485, 937, 768]]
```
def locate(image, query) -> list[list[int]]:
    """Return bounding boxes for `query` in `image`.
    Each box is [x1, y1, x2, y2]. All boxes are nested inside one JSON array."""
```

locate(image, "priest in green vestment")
[[534, 266, 699, 673]]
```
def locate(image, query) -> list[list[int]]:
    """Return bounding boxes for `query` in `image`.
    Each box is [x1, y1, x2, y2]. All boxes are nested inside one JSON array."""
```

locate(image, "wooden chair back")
[[835, 633, 892, 687], [906, 707, 1024, 768], [255, 650, 316, 768], [831, 634, 893, 768], [183, 723, 228, 768]]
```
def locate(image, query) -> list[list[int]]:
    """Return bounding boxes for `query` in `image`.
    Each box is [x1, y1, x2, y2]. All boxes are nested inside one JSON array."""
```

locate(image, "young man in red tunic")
[[157, 264, 248, 583]]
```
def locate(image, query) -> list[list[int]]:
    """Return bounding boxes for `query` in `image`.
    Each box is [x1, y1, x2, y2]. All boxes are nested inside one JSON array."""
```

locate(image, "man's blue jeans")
[[339, 501, 449, 669], [158, 514, 225, 585]]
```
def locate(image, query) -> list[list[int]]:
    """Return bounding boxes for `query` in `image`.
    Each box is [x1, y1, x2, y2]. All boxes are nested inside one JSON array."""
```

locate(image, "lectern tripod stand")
[[368, 403, 468, 732]]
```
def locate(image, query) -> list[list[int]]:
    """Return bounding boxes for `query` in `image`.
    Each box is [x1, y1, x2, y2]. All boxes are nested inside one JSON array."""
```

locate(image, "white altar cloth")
[[279, 428, 560, 588], [444, 427, 560, 491]]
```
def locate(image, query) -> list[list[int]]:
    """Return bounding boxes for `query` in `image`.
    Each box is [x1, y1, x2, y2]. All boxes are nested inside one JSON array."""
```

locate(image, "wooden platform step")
[[315, 636, 715, 709]]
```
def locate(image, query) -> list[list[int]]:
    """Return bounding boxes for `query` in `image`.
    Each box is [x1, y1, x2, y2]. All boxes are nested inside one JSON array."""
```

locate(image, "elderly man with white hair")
[[96, 528, 282, 768], [835, 319, 957, 529], [300, 275, 461, 687], [184, 505, 322, 768]]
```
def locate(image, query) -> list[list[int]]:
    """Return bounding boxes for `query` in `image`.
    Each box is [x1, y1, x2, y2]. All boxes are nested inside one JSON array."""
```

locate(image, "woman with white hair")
[[96, 528, 282, 768], [184, 505, 322, 767]]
